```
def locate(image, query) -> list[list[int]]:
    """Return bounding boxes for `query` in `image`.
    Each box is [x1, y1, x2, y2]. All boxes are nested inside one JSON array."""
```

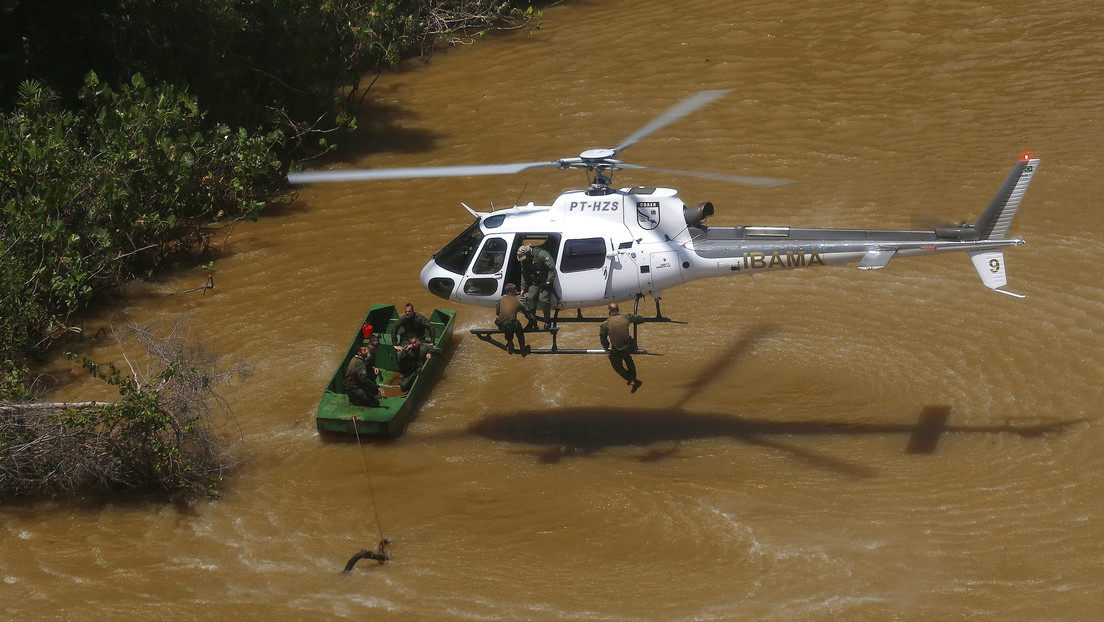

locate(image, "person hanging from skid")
[[599, 302, 645, 393]]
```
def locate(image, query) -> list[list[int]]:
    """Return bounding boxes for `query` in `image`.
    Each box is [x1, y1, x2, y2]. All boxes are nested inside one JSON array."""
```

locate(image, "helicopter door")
[[503, 234, 562, 295], [460, 236, 509, 300], [557, 237, 612, 306]]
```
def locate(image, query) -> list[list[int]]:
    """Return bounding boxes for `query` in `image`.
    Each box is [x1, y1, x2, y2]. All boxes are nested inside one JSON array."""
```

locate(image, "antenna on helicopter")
[[511, 183, 528, 208]]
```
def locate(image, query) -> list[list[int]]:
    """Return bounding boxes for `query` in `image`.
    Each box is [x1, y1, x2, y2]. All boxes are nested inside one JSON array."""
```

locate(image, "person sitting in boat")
[[345, 339, 382, 407], [392, 303, 435, 350], [365, 336, 382, 374], [397, 335, 441, 392]]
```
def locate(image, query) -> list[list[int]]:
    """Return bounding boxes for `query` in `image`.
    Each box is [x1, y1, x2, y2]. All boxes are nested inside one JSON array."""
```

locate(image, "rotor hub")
[[580, 148, 616, 161]]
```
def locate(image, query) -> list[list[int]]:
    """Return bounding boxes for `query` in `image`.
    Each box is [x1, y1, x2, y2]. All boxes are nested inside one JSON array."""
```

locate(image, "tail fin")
[[967, 155, 1037, 298], [973, 156, 1039, 240]]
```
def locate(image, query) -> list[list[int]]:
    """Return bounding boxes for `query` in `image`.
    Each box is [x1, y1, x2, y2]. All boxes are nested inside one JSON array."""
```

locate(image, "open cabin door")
[[456, 233, 564, 304]]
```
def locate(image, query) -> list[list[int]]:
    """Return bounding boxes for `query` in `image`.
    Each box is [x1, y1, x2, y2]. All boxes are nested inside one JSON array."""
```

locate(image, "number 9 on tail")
[[969, 250, 1024, 298]]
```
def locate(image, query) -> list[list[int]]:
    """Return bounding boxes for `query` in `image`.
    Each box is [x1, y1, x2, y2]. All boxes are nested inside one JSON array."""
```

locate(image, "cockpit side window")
[[434, 219, 484, 275], [472, 237, 507, 274]]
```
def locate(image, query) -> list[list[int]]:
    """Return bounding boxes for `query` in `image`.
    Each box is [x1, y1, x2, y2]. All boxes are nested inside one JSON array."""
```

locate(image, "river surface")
[[5, 1, 1104, 619]]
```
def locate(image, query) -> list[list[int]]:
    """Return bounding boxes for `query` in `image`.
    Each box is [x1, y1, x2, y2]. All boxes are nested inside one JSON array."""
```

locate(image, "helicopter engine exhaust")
[[684, 201, 714, 226]]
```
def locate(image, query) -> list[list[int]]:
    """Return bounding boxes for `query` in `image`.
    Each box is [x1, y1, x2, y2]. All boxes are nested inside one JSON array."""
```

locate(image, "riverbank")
[[1, 0, 545, 398], [0, 0, 545, 501]]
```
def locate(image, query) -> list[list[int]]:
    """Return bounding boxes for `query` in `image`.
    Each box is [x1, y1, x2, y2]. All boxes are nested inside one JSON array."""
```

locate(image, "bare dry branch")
[[1, 314, 249, 500]]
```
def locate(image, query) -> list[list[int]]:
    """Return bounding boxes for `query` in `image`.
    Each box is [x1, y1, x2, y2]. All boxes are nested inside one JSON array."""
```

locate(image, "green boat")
[[317, 304, 456, 437]]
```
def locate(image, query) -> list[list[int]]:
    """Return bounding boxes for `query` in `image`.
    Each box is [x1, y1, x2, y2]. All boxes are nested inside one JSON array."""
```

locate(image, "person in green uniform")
[[391, 303, 434, 350], [496, 283, 536, 356], [344, 340, 381, 406], [516, 244, 557, 329], [397, 336, 441, 392], [599, 302, 645, 393]]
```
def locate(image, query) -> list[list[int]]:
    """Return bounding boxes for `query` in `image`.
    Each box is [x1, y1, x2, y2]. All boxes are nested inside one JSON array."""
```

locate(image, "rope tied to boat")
[[344, 415, 390, 572]]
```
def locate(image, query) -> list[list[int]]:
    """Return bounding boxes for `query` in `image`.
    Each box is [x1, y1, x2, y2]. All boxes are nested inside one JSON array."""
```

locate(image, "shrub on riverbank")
[[0, 0, 543, 392], [0, 317, 250, 500], [0, 76, 283, 382], [0, 0, 542, 500]]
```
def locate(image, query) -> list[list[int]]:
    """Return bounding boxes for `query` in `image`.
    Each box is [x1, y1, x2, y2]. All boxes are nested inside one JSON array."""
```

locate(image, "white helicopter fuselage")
[[290, 91, 1034, 311], [420, 157, 1036, 308], [419, 187, 699, 309]]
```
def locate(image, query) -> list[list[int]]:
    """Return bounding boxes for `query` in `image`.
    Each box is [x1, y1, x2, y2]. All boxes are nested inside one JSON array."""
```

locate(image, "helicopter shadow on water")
[[466, 326, 1082, 477]]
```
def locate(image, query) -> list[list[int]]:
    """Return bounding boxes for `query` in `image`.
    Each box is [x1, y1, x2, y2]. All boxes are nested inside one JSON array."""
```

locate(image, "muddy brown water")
[[5, 1, 1104, 619]]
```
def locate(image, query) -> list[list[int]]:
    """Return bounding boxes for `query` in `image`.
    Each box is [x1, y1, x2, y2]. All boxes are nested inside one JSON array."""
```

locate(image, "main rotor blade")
[[287, 161, 560, 185], [618, 163, 795, 188], [613, 89, 733, 156]]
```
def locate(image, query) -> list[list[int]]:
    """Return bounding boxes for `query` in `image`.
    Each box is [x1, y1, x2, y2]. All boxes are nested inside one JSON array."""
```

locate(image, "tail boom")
[[683, 156, 1036, 296]]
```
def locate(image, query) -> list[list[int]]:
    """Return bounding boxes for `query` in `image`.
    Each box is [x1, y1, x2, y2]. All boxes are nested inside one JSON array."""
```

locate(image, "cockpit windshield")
[[433, 219, 484, 275]]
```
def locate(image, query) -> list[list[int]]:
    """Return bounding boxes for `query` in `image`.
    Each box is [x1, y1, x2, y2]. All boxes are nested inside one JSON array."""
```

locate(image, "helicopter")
[[289, 90, 1035, 344]]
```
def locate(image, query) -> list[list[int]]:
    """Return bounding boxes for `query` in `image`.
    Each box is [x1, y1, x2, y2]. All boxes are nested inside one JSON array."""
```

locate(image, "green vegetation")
[[1, 75, 282, 370], [0, 0, 541, 499], [1, 317, 250, 499]]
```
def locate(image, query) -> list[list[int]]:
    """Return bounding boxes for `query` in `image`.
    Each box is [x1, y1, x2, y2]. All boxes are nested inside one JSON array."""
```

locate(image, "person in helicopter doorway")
[[496, 283, 536, 356], [599, 302, 645, 393], [397, 335, 441, 392], [392, 302, 435, 351], [516, 244, 557, 329], [345, 338, 382, 407]]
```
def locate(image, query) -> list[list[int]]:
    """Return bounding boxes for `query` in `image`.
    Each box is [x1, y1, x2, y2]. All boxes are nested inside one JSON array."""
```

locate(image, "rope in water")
[[351, 415, 386, 543], [343, 415, 392, 573]]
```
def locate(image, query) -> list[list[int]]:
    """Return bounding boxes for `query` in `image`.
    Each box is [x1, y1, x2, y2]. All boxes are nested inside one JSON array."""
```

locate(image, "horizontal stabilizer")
[[858, 249, 895, 270]]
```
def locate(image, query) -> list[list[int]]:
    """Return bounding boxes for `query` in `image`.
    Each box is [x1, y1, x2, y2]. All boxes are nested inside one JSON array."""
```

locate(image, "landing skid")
[[541, 310, 686, 324], [468, 327, 662, 355], [538, 295, 685, 325], [470, 297, 677, 355]]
